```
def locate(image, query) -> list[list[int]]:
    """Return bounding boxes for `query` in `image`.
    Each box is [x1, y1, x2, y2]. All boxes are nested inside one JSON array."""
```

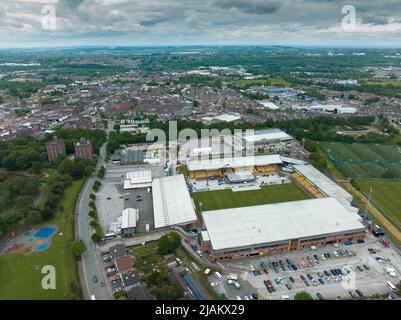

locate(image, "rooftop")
[[187, 154, 282, 172], [115, 255, 133, 274], [121, 208, 138, 229], [202, 197, 364, 252], [294, 165, 353, 205], [152, 174, 197, 229], [242, 129, 293, 143]]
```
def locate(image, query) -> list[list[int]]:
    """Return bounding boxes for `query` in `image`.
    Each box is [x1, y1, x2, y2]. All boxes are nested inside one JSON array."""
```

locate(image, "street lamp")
[[364, 187, 373, 224]]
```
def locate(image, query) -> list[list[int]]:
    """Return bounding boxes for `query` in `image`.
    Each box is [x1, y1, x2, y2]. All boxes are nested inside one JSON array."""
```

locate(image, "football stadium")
[[184, 154, 365, 260]]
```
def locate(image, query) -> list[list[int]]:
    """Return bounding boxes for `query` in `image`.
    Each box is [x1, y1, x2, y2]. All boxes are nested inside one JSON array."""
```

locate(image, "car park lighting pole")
[[364, 187, 373, 224]]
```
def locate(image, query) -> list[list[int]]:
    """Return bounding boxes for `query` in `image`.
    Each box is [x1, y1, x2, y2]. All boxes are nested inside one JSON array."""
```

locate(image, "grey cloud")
[[213, 0, 282, 15], [139, 17, 167, 27]]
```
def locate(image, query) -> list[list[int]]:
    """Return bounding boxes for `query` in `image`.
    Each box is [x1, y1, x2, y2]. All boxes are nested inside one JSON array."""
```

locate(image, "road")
[[76, 119, 113, 300]]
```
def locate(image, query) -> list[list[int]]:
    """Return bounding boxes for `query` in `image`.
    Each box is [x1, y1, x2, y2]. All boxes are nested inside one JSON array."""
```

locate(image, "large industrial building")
[[201, 198, 365, 261], [152, 174, 197, 229]]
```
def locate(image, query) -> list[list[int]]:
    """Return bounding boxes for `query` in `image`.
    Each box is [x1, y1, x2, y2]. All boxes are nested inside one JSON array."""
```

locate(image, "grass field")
[[0, 179, 83, 300], [355, 180, 401, 229], [320, 142, 401, 178], [229, 77, 291, 88], [192, 183, 310, 212]]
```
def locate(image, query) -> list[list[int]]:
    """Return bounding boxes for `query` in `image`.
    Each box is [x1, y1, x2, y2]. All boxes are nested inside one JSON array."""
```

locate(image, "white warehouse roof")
[[152, 174, 197, 229], [187, 154, 282, 172], [202, 198, 365, 252], [213, 114, 241, 123], [294, 165, 353, 205], [121, 208, 138, 229], [124, 171, 152, 190], [242, 129, 293, 143]]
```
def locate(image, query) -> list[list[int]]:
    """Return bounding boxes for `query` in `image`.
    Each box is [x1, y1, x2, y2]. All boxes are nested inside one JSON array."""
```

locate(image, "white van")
[[215, 271, 222, 280], [281, 295, 291, 300], [147, 187, 151, 194], [234, 282, 241, 289], [387, 281, 397, 291], [227, 273, 238, 281], [204, 268, 211, 275]]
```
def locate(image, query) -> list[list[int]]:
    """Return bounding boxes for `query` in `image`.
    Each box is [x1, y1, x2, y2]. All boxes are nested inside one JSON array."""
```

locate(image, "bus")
[[102, 233, 116, 241], [190, 261, 200, 273], [387, 281, 397, 292]]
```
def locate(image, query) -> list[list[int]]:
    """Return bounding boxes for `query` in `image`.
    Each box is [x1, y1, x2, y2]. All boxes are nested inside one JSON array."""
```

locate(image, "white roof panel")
[[294, 165, 353, 203], [152, 174, 197, 229], [121, 208, 138, 229], [202, 198, 365, 251], [188, 154, 282, 171]]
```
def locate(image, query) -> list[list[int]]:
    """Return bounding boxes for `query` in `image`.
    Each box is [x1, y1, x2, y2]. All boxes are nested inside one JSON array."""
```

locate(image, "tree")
[[41, 205, 55, 221], [31, 161, 42, 174], [157, 232, 181, 255], [97, 166, 106, 179], [58, 158, 73, 175], [294, 292, 314, 300], [72, 240, 87, 260], [69, 165, 84, 180], [91, 233, 102, 243]]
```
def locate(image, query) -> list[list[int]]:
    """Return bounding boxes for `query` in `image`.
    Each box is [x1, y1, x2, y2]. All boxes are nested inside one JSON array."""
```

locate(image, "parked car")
[[92, 275, 98, 283], [357, 266, 364, 272], [234, 282, 241, 289], [210, 282, 218, 287], [349, 291, 357, 298], [304, 280, 310, 286], [311, 279, 318, 286], [318, 278, 325, 285], [316, 293, 324, 300], [300, 275, 305, 281], [285, 283, 292, 290], [355, 289, 364, 297], [267, 279, 273, 286], [289, 276, 295, 283], [363, 264, 370, 271]]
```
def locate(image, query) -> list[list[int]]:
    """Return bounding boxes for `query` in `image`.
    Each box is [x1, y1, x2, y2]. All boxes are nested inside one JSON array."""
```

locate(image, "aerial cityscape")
[[1, 0, 401, 307]]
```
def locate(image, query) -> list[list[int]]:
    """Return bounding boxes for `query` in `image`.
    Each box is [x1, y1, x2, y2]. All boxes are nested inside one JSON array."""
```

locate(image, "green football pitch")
[[192, 183, 310, 212], [356, 180, 401, 227]]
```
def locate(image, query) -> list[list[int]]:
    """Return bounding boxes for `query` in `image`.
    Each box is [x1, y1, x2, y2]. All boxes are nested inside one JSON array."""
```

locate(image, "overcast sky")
[[1, 0, 401, 48]]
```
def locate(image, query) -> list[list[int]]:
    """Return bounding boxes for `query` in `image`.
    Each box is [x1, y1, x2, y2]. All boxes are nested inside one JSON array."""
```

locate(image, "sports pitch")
[[192, 183, 310, 212], [320, 142, 401, 178], [355, 180, 401, 227]]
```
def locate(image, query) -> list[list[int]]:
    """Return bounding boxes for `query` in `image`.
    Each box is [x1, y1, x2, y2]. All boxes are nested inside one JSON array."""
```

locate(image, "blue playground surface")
[[0, 225, 58, 255], [35, 226, 57, 239]]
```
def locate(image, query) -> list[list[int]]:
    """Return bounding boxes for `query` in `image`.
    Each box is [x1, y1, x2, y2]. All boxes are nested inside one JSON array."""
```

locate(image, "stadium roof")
[[202, 198, 365, 252], [294, 165, 353, 205], [242, 129, 293, 143], [187, 154, 282, 171], [152, 174, 197, 229]]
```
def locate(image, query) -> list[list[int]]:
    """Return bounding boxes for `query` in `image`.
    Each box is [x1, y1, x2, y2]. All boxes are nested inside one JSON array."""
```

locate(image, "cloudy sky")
[[1, 0, 401, 47]]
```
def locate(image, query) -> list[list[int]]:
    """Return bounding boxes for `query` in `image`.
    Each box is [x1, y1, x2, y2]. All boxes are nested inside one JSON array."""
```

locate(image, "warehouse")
[[201, 198, 365, 261], [123, 171, 152, 190], [152, 174, 197, 229]]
